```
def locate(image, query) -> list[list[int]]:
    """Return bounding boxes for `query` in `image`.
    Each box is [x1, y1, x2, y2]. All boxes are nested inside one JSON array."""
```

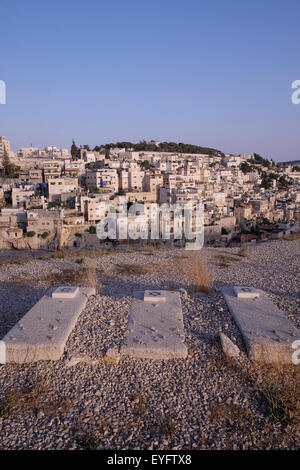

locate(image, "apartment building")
[[119, 170, 129, 193], [85, 169, 119, 193], [12, 185, 36, 208], [48, 178, 78, 202], [42, 161, 62, 182], [144, 172, 164, 196], [128, 168, 144, 192], [27, 209, 63, 234], [18, 147, 39, 158]]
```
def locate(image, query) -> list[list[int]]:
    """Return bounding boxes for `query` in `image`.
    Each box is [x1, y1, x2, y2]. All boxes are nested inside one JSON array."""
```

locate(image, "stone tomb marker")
[[143, 290, 166, 302], [121, 290, 187, 360], [0, 286, 95, 364], [52, 286, 79, 299], [222, 286, 300, 364], [233, 286, 260, 299]]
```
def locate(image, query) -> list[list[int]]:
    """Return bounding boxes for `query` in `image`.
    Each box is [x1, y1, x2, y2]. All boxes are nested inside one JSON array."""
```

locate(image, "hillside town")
[[0, 136, 299, 250]]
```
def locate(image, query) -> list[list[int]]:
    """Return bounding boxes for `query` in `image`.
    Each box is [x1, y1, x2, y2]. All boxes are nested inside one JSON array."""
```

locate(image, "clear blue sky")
[[1, 0, 300, 161]]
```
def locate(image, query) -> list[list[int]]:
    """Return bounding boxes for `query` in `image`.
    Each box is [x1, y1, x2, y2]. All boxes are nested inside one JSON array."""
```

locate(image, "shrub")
[[215, 254, 239, 268], [40, 232, 49, 239], [48, 201, 65, 209], [41, 267, 97, 290], [180, 252, 213, 294], [238, 239, 248, 257], [245, 364, 300, 426], [26, 231, 36, 238]]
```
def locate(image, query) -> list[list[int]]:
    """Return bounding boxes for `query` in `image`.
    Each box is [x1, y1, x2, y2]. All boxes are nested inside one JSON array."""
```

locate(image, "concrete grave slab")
[[222, 286, 300, 364], [120, 290, 187, 360], [0, 286, 95, 364]]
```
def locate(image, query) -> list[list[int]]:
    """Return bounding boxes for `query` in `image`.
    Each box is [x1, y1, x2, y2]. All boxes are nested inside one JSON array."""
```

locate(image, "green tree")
[[2, 152, 20, 178], [240, 162, 253, 174], [138, 160, 151, 170], [71, 140, 79, 160]]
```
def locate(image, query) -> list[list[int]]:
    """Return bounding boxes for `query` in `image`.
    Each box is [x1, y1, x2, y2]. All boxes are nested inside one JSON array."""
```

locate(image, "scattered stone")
[[104, 347, 121, 365], [64, 355, 97, 368], [219, 332, 240, 358], [179, 288, 188, 296]]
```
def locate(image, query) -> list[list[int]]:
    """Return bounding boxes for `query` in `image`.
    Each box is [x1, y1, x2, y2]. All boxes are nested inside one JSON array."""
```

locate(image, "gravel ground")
[[0, 239, 299, 450]]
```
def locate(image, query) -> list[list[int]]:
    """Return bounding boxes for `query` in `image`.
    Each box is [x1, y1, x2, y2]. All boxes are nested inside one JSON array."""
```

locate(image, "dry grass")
[[76, 432, 100, 450], [2, 278, 36, 291], [0, 257, 34, 267], [283, 232, 300, 241], [115, 263, 158, 276], [218, 352, 300, 428], [75, 248, 109, 258], [159, 417, 177, 437], [0, 386, 72, 418], [138, 244, 159, 255], [0, 366, 73, 419], [41, 266, 97, 290], [0, 384, 47, 418], [149, 414, 178, 438], [3, 265, 98, 292], [180, 252, 213, 294], [50, 250, 69, 260], [214, 254, 240, 268], [239, 363, 300, 427], [238, 240, 248, 257], [0, 259, 14, 266], [131, 392, 147, 418], [209, 400, 252, 423], [255, 366, 300, 426]]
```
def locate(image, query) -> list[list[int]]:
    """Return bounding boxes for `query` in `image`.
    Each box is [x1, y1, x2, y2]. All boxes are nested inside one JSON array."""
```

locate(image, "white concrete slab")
[[233, 286, 260, 299], [222, 286, 300, 364], [0, 286, 95, 364], [120, 290, 187, 360]]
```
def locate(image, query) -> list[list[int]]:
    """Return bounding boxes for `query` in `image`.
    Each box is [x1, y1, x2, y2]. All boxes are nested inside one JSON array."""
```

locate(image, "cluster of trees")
[[248, 153, 275, 168], [260, 171, 291, 190], [241, 153, 279, 178], [240, 162, 256, 174], [92, 140, 223, 156], [137, 160, 151, 170], [277, 175, 292, 189], [1, 153, 21, 178], [48, 200, 65, 209], [71, 140, 109, 160], [260, 174, 273, 189]]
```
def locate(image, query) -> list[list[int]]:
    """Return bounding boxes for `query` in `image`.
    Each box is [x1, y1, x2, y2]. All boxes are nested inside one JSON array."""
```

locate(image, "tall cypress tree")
[[71, 139, 79, 160]]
